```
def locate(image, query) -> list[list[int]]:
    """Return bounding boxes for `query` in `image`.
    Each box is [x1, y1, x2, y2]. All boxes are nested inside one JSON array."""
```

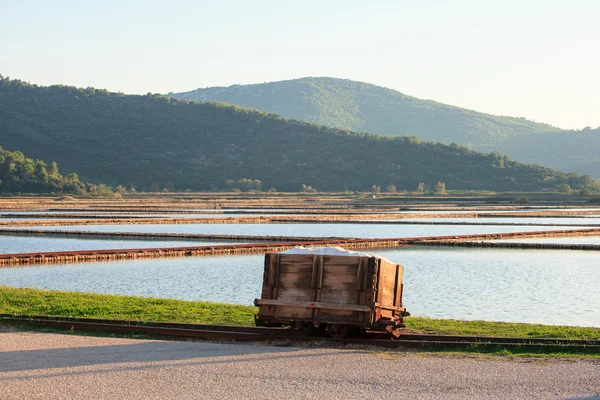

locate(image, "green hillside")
[[0, 76, 596, 193], [172, 77, 560, 146], [494, 128, 600, 178]]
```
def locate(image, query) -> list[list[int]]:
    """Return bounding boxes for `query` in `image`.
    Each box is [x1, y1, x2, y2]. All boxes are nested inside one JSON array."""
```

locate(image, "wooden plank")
[[270, 254, 281, 301], [278, 254, 314, 263], [393, 264, 400, 307], [270, 306, 312, 319], [317, 256, 324, 289], [311, 255, 318, 290], [263, 254, 270, 290], [274, 254, 281, 288], [356, 258, 367, 321], [312, 255, 324, 319], [255, 299, 372, 312], [377, 259, 398, 307], [374, 259, 406, 321], [399, 283, 404, 308], [318, 310, 355, 321], [323, 255, 365, 265], [277, 287, 312, 302], [375, 303, 406, 312], [357, 258, 369, 291], [267, 254, 276, 287]]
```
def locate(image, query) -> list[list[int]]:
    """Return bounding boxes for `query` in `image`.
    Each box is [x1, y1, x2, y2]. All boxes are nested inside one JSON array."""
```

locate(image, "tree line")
[[0, 146, 86, 193], [0, 145, 130, 195]]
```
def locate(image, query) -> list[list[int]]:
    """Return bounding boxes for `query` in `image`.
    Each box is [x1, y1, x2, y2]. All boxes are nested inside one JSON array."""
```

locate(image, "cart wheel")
[[386, 325, 401, 339], [292, 321, 315, 336], [326, 324, 349, 338]]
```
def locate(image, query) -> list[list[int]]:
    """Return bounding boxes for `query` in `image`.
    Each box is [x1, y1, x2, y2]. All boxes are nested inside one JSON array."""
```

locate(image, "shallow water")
[[1, 247, 598, 327], [21, 223, 582, 238], [0, 212, 295, 219], [488, 236, 600, 245], [378, 247, 600, 327], [0, 235, 247, 254], [374, 217, 600, 225]]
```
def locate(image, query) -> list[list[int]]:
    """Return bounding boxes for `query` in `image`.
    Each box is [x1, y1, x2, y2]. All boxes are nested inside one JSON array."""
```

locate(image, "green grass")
[[405, 317, 600, 340], [1, 287, 599, 342], [0, 287, 256, 326]]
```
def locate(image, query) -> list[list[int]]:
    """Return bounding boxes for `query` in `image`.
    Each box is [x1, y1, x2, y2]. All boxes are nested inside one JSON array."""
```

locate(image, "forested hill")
[[0, 146, 86, 193], [0, 76, 596, 193], [172, 77, 560, 146], [493, 127, 600, 178]]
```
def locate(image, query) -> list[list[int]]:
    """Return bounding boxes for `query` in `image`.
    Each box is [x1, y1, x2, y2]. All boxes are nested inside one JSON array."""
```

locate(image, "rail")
[[1, 315, 598, 352]]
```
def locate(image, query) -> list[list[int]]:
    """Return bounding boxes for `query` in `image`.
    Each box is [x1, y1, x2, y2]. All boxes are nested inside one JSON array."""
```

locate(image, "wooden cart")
[[254, 249, 408, 338]]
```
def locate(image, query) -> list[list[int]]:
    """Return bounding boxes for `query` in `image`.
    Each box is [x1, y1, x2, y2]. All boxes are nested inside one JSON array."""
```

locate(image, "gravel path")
[[0, 331, 598, 399]]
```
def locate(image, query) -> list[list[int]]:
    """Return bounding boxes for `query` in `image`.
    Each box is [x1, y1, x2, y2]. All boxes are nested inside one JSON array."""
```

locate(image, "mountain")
[[0, 145, 86, 194], [493, 127, 600, 178], [0, 76, 597, 193], [172, 77, 561, 146], [173, 77, 600, 178]]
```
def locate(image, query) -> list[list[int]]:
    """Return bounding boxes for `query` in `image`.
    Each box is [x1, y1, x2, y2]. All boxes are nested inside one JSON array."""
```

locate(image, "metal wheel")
[[386, 325, 401, 339], [326, 323, 349, 338], [292, 321, 315, 336]]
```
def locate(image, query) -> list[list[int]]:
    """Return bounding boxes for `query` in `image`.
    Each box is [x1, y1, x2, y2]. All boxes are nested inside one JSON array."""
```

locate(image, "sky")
[[1, 0, 599, 130]]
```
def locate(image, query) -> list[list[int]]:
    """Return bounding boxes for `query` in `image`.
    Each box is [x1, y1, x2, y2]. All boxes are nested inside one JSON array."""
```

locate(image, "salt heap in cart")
[[254, 247, 409, 338]]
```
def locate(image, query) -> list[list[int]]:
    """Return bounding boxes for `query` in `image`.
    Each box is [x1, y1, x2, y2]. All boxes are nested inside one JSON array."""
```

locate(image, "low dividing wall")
[[1, 228, 600, 266]]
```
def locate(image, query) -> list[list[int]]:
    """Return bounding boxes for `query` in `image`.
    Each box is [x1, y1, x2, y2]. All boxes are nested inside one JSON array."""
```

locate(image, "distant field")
[[0, 192, 598, 212]]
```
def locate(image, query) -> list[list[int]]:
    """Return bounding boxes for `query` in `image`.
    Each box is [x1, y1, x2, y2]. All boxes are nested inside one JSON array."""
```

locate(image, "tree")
[[434, 181, 447, 195], [515, 196, 530, 204], [225, 178, 263, 192], [90, 184, 114, 196], [386, 185, 397, 193], [556, 183, 572, 193], [35, 164, 49, 183], [416, 182, 425, 193], [301, 184, 317, 193], [371, 185, 381, 193], [114, 185, 128, 194], [48, 161, 59, 176]]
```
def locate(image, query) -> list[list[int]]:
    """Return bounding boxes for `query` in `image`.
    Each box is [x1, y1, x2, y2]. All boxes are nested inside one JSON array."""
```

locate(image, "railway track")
[[2, 315, 598, 352]]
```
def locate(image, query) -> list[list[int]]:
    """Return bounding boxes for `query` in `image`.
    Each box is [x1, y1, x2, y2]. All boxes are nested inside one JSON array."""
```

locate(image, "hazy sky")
[[2, 0, 598, 129]]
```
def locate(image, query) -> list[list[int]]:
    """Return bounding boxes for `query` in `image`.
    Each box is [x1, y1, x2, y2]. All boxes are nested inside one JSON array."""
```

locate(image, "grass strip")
[[0, 287, 256, 326], [1, 287, 599, 341]]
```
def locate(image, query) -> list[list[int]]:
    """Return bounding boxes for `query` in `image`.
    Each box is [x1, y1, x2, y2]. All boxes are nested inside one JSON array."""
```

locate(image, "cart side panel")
[[376, 259, 401, 320], [256, 253, 382, 327]]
